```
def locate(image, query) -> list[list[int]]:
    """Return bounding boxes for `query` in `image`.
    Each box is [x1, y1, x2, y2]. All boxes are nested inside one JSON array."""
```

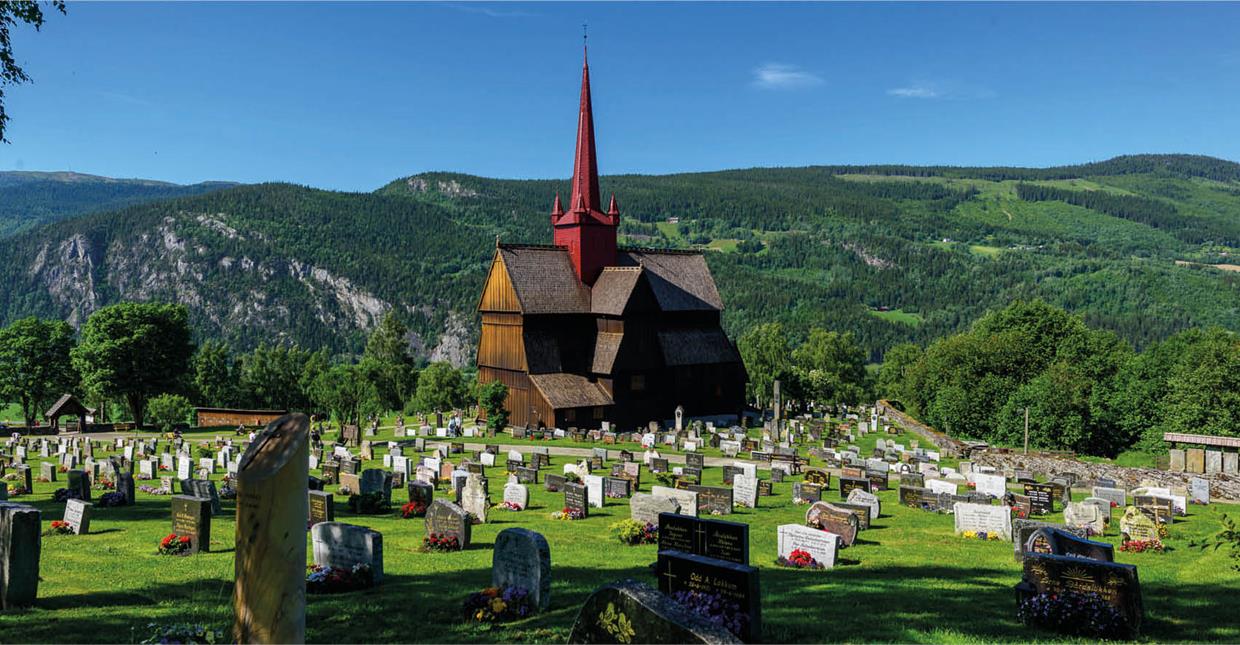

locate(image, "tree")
[[147, 393, 193, 432], [192, 340, 241, 408], [411, 362, 470, 413], [71, 303, 194, 427], [239, 344, 318, 411], [876, 342, 922, 405], [308, 363, 379, 426], [738, 322, 795, 408], [791, 328, 869, 408], [0, 316, 76, 427], [1, 1, 64, 142], [1159, 327, 1240, 439], [361, 312, 418, 412], [475, 379, 509, 432]]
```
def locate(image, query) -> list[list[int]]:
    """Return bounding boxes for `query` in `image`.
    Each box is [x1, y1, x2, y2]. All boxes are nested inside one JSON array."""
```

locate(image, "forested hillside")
[[0, 154, 1237, 364], [0, 171, 236, 237]]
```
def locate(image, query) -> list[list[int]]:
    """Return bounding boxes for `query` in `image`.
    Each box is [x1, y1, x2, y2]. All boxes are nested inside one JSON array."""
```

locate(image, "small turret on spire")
[[551, 192, 564, 217], [607, 193, 619, 216]]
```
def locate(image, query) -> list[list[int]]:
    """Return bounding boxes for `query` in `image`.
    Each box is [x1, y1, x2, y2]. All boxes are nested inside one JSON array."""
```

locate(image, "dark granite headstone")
[[545, 473, 567, 493], [839, 476, 871, 498], [1017, 552, 1142, 636], [685, 485, 732, 516], [171, 495, 211, 554], [568, 579, 742, 644], [0, 502, 40, 609], [657, 512, 749, 565], [1023, 483, 1055, 515], [655, 550, 761, 642], [424, 499, 471, 550], [564, 482, 589, 517]]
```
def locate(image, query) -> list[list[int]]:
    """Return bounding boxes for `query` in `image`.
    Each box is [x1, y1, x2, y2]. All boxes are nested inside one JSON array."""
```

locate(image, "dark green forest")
[[0, 154, 1237, 364]]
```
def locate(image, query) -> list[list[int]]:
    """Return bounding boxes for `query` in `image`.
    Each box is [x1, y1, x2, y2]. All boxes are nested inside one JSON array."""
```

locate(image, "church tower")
[[551, 48, 619, 286]]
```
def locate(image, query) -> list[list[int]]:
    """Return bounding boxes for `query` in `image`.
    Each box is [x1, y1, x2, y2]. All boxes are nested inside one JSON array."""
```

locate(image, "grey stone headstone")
[[179, 479, 221, 516], [311, 522, 384, 582], [629, 493, 680, 526], [63, 499, 92, 535], [0, 502, 40, 609], [1205, 450, 1223, 475], [492, 527, 551, 610]]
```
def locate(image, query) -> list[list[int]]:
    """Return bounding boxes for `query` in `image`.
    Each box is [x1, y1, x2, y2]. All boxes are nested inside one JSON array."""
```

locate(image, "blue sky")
[[3, 2, 1239, 191]]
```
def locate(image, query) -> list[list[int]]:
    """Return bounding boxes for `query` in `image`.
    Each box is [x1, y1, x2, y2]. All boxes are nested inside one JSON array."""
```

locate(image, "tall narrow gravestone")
[[0, 502, 40, 609], [492, 528, 552, 611], [233, 413, 310, 644]]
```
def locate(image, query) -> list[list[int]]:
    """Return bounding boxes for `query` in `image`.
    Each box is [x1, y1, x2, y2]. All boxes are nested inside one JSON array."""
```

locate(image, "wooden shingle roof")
[[592, 332, 623, 373], [498, 244, 591, 314], [45, 393, 93, 420], [617, 248, 724, 312], [591, 266, 643, 315], [529, 373, 614, 409]]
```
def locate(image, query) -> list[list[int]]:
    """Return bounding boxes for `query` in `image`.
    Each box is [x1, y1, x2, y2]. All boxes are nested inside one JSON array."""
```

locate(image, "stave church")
[[475, 49, 747, 430]]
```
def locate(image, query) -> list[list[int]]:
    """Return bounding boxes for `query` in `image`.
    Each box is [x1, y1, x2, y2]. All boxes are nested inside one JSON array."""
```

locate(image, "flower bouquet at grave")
[[776, 548, 824, 570], [158, 533, 193, 556], [462, 586, 534, 623], [93, 477, 116, 491], [669, 590, 748, 640], [52, 488, 76, 503], [401, 501, 428, 519], [348, 491, 390, 514], [306, 563, 375, 594], [1018, 590, 1129, 639], [563, 472, 581, 483], [139, 622, 227, 644], [610, 519, 658, 545], [962, 530, 1001, 541], [1120, 539, 1166, 554], [58, 464, 69, 473], [495, 501, 524, 511], [139, 484, 170, 496], [98, 491, 126, 508], [158, 464, 170, 472], [218, 484, 237, 500], [550, 507, 586, 521], [8, 485, 27, 496], [422, 532, 462, 552], [44, 520, 73, 536]]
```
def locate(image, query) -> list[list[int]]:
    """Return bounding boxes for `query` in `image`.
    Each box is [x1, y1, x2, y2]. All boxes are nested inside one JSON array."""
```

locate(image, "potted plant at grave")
[[306, 563, 375, 594], [44, 520, 73, 536], [550, 507, 586, 521], [400, 501, 427, 518], [609, 519, 658, 545], [348, 491, 390, 515], [98, 491, 126, 508], [776, 548, 823, 569], [462, 586, 534, 623], [1018, 590, 1129, 639], [158, 533, 193, 556], [422, 532, 461, 552]]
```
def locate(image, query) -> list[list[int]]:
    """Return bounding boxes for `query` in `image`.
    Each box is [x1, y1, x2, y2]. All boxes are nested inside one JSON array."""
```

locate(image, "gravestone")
[[793, 482, 823, 504], [359, 469, 393, 504], [805, 502, 858, 547], [1168, 449, 1185, 473], [1063, 501, 1105, 535], [1092, 486, 1126, 508], [846, 488, 881, 522], [310, 522, 383, 582], [63, 499, 91, 535], [67, 469, 91, 501], [1205, 450, 1222, 474], [953, 502, 1012, 540], [1023, 483, 1055, 515], [972, 472, 1007, 498], [734, 474, 758, 509], [233, 413, 310, 644], [180, 479, 222, 516], [408, 481, 433, 507], [425, 499, 471, 549], [563, 482, 589, 517], [568, 579, 742, 644], [0, 502, 40, 609], [1016, 553, 1143, 636], [585, 475, 604, 509], [605, 477, 631, 499], [777, 523, 840, 569], [1189, 477, 1210, 505], [1133, 495, 1174, 524], [40, 462, 56, 483], [655, 550, 761, 642], [309, 490, 335, 525], [492, 527, 552, 611], [651, 485, 698, 517], [657, 512, 749, 565], [1119, 506, 1159, 542], [1025, 526, 1114, 562], [503, 482, 529, 510], [630, 493, 680, 525], [1186, 448, 1205, 474], [839, 476, 871, 498], [544, 473, 567, 493], [461, 473, 489, 523], [1012, 519, 1088, 562], [171, 495, 212, 553], [686, 485, 732, 516]]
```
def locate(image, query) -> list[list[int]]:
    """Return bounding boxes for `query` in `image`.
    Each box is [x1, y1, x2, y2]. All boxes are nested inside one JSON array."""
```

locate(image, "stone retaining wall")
[[875, 400, 969, 458]]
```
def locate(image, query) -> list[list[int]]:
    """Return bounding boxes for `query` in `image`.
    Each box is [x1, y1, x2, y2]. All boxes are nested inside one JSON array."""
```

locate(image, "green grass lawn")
[[3, 423, 1237, 643], [707, 238, 741, 252], [968, 244, 1002, 258], [868, 308, 924, 327]]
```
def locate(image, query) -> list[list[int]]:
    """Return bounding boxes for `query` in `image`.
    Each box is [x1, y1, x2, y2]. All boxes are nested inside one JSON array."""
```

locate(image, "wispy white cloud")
[[442, 3, 539, 18], [752, 63, 823, 90], [887, 80, 995, 101]]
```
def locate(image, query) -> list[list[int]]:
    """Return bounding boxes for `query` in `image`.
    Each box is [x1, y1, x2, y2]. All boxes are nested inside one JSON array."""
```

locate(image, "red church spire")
[[570, 48, 601, 215], [552, 42, 618, 286]]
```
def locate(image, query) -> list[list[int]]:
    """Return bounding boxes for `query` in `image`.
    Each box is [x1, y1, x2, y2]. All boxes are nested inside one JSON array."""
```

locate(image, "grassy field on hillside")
[[2, 423, 1237, 643], [868, 309, 924, 327]]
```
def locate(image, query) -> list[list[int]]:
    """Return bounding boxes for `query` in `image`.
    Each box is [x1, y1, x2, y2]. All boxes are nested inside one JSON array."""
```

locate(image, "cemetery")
[[0, 405, 1236, 643]]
